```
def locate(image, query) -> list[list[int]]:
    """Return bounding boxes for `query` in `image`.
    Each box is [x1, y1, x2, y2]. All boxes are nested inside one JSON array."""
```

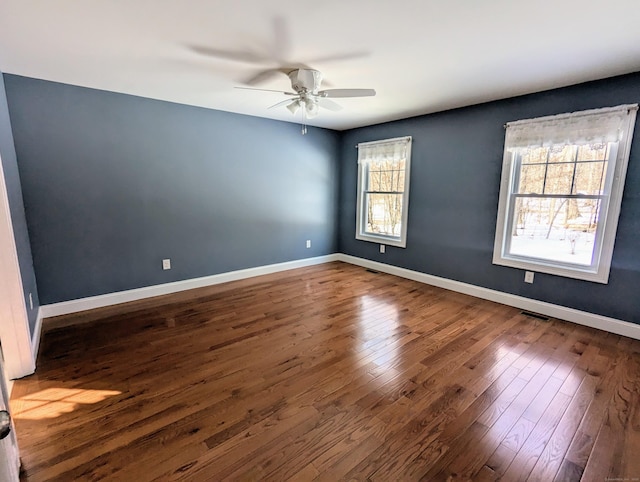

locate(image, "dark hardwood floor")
[[10, 262, 640, 481]]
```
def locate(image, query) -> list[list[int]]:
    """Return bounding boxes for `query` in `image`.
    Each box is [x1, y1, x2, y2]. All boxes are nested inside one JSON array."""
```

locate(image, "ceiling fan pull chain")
[[301, 105, 307, 135]]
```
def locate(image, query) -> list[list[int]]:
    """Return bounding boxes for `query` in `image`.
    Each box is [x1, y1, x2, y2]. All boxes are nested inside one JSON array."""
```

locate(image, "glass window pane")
[[573, 161, 607, 195], [397, 170, 405, 191], [378, 168, 391, 191], [544, 162, 574, 195], [508, 197, 601, 266], [548, 145, 575, 164], [364, 193, 403, 236], [577, 143, 607, 162], [521, 147, 548, 164], [387, 168, 396, 192], [599, 161, 609, 193], [517, 164, 545, 194], [368, 160, 406, 193], [367, 167, 380, 191]]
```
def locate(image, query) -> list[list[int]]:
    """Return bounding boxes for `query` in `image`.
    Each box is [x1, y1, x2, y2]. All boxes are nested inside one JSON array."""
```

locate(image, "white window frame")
[[356, 136, 412, 248], [493, 105, 638, 283]]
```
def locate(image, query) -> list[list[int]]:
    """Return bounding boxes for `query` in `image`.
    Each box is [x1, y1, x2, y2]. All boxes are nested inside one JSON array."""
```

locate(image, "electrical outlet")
[[380, 244, 385, 254], [162, 259, 171, 270], [29, 293, 33, 310], [524, 271, 534, 283], [306, 240, 311, 248]]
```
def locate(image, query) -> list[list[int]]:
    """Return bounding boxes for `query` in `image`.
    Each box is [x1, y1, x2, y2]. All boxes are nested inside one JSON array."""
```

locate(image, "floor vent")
[[521, 311, 549, 321]]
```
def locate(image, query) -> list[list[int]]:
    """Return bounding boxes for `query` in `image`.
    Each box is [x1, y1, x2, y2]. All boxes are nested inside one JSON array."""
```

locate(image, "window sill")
[[492, 254, 609, 284], [356, 232, 406, 248]]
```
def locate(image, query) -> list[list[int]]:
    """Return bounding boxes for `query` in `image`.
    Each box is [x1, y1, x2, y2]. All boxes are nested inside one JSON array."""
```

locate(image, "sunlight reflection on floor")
[[12, 388, 121, 420], [358, 294, 399, 368]]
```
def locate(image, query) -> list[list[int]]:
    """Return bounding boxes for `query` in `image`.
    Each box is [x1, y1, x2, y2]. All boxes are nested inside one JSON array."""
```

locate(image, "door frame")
[[0, 343, 21, 481], [0, 150, 34, 380]]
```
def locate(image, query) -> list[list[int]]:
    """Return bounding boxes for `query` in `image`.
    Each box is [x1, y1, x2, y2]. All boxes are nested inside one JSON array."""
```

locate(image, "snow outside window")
[[356, 136, 412, 248], [493, 105, 638, 283]]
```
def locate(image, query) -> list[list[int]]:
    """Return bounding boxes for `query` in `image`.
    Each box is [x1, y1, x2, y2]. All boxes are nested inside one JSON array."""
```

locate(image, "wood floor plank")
[[580, 338, 640, 481], [500, 392, 574, 480], [9, 262, 640, 481], [525, 374, 599, 481], [485, 442, 517, 478], [427, 347, 564, 480]]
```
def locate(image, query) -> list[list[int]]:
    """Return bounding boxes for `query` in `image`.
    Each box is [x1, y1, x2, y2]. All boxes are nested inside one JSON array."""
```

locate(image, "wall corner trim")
[[337, 254, 640, 341], [31, 308, 44, 364], [39, 254, 340, 319]]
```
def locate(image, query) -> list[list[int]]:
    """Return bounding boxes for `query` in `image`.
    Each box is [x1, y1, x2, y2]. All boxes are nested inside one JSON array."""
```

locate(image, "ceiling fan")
[[237, 68, 376, 121], [188, 17, 375, 132]]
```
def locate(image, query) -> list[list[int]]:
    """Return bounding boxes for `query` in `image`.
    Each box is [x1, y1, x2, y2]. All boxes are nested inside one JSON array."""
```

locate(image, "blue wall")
[[4, 71, 640, 324], [339, 73, 640, 324], [0, 72, 39, 335], [4, 75, 340, 304]]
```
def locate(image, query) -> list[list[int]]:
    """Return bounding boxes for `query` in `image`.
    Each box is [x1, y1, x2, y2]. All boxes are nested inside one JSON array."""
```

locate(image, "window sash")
[[503, 194, 608, 270], [501, 142, 618, 272], [362, 192, 404, 238], [513, 143, 610, 196]]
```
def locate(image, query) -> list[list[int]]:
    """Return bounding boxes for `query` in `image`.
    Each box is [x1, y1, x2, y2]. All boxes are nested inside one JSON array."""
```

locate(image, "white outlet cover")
[[380, 244, 385, 253], [524, 271, 534, 283], [162, 259, 171, 270]]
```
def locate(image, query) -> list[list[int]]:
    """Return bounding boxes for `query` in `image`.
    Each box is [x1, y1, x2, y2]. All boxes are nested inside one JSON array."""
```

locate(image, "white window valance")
[[504, 104, 638, 148], [357, 136, 411, 164]]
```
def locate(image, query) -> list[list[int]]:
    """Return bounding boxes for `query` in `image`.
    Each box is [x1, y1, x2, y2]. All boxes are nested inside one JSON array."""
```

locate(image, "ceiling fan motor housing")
[[289, 69, 323, 93]]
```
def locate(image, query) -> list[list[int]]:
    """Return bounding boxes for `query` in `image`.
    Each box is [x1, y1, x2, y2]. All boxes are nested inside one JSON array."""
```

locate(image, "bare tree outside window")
[[509, 143, 608, 266], [365, 158, 406, 236]]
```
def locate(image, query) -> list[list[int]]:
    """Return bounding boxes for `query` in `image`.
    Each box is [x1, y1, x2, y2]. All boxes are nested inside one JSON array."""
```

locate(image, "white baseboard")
[[337, 254, 640, 341], [39, 254, 340, 319], [37, 252, 640, 343]]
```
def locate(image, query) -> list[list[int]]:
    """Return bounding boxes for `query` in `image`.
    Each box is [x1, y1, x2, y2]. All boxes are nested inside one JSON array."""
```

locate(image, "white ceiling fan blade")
[[235, 87, 296, 95], [320, 88, 376, 98], [268, 98, 299, 110], [243, 69, 281, 86], [306, 51, 370, 64], [318, 98, 343, 111], [188, 45, 269, 64]]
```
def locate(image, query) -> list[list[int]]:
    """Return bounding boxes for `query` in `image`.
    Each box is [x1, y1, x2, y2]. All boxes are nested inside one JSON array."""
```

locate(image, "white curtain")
[[358, 136, 411, 164], [505, 104, 638, 148]]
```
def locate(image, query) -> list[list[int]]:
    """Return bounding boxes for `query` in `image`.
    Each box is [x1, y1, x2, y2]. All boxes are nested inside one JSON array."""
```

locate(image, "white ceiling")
[[2, 1, 640, 130]]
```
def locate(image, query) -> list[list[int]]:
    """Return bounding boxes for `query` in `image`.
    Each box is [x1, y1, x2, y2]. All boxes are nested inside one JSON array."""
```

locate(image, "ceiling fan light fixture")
[[286, 99, 300, 114], [235, 69, 375, 131], [305, 98, 319, 118]]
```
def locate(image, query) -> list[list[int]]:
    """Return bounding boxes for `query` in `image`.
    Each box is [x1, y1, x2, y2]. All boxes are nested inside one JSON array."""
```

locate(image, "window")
[[356, 136, 412, 247], [493, 105, 637, 283]]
